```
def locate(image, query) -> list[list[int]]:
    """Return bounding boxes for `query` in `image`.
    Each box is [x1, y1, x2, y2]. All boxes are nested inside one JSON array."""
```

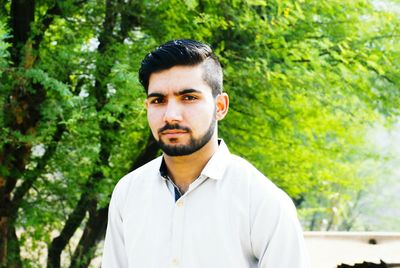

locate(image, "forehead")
[[148, 65, 211, 95]]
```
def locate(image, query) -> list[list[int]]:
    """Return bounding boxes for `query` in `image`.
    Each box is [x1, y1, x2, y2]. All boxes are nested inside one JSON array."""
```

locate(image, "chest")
[[120, 178, 254, 267]]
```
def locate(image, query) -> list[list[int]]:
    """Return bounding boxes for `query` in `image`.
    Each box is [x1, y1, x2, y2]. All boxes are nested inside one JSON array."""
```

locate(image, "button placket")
[[170, 196, 185, 267], [167, 175, 209, 267]]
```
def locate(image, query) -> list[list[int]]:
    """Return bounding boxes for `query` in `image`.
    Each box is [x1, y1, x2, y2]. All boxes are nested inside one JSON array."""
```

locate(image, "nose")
[[163, 101, 183, 123]]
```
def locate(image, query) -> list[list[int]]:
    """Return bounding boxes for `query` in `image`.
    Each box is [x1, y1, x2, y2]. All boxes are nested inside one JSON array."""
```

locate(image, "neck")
[[163, 135, 219, 193]]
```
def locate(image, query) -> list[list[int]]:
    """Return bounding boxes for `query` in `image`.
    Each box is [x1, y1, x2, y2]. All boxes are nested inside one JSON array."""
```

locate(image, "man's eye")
[[183, 95, 197, 101], [151, 97, 164, 104]]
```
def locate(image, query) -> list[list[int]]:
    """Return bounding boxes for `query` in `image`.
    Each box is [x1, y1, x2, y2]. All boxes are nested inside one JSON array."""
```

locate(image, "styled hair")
[[139, 39, 223, 97]]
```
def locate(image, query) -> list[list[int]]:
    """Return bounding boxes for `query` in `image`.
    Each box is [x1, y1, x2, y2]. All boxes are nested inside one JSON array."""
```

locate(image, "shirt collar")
[[200, 139, 230, 180], [158, 139, 231, 181]]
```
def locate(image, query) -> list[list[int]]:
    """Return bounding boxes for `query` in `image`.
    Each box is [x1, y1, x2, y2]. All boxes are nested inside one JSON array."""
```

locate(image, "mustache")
[[158, 124, 191, 134]]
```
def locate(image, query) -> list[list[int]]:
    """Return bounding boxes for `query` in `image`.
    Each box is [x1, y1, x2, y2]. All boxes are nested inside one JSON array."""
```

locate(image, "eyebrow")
[[147, 92, 164, 99], [176, 89, 202, 95], [147, 88, 202, 99]]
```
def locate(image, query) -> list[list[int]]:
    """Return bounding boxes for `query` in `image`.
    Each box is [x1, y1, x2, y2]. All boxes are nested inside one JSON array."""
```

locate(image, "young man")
[[102, 39, 309, 267]]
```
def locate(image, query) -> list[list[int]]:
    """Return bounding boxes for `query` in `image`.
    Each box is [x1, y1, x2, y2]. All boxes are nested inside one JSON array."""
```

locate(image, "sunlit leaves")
[[1, 0, 399, 265]]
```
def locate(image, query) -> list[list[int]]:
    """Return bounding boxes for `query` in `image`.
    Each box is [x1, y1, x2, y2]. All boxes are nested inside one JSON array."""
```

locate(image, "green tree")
[[0, 0, 399, 266]]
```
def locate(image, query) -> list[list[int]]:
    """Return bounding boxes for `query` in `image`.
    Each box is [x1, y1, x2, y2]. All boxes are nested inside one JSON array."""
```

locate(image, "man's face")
[[146, 65, 218, 156]]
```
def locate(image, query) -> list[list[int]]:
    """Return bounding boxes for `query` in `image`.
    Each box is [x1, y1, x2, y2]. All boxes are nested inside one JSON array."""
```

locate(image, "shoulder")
[[226, 153, 296, 215], [225, 154, 280, 192], [111, 156, 162, 202]]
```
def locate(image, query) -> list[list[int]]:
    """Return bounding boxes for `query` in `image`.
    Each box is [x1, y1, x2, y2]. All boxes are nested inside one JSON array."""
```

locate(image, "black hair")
[[139, 39, 223, 97]]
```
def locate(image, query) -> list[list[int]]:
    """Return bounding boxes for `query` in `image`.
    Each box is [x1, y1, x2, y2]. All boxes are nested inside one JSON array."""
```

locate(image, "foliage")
[[0, 23, 9, 69], [0, 0, 399, 266]]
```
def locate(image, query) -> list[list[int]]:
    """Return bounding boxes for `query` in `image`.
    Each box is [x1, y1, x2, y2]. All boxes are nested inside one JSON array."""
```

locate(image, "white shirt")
[[102, 140, 309, 268]]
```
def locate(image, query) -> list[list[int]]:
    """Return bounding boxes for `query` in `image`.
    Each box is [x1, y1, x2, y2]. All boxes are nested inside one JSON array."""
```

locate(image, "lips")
[[160, 130, 188, 138]]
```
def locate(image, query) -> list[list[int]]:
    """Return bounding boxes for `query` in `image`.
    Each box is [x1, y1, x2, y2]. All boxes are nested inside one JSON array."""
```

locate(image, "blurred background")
[[0, 0, 399, 267]]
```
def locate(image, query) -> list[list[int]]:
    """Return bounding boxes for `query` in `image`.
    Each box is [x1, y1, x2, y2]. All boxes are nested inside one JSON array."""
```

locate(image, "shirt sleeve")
[[102, 182, 129, 268], [251, 190, 310, 268]]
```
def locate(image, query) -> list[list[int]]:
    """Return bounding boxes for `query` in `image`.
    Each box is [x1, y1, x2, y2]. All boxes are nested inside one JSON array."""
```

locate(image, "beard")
[[156, 116, 216, 157]]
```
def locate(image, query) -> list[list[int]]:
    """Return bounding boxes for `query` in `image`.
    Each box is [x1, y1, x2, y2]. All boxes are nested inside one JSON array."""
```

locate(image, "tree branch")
[[32, 2, 62, 51], [10, 122, 66, 218]]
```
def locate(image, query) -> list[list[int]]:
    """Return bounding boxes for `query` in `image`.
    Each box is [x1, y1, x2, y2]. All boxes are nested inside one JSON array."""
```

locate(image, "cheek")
[[186, 105, 215, 126], [147, 109, 162, 130]]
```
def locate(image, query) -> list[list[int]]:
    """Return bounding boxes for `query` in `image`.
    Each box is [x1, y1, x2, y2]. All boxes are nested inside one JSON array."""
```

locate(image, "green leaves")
[[1, 0, 399, 265], [25, 68, 72, 99], [0, 22, 10, 69]]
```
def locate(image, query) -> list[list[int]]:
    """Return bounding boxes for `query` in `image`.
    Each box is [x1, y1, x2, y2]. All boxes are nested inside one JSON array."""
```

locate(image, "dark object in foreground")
[[338, 260, 400, 267]]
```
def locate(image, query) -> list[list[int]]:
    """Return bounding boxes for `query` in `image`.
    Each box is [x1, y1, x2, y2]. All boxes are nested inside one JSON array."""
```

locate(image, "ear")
[[215, 93, 229, 121]]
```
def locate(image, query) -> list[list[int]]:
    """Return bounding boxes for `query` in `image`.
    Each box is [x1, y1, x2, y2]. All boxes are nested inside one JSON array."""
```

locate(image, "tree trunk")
[[0, 0, 62, 266], [69, 205, 108, 268], [10, 0, 35, 65], [47, 197, 94, 268], [1, 0, 35, 261], [5, 226, 22, 268]]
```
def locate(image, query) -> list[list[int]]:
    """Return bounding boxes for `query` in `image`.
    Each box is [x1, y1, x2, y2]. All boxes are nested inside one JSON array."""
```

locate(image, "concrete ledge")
[[304, 232, 400, 268]]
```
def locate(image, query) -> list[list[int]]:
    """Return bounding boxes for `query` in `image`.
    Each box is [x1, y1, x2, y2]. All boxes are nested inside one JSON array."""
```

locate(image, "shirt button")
[[171, 258, 179, 266], [176, 200, 184, 207]]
